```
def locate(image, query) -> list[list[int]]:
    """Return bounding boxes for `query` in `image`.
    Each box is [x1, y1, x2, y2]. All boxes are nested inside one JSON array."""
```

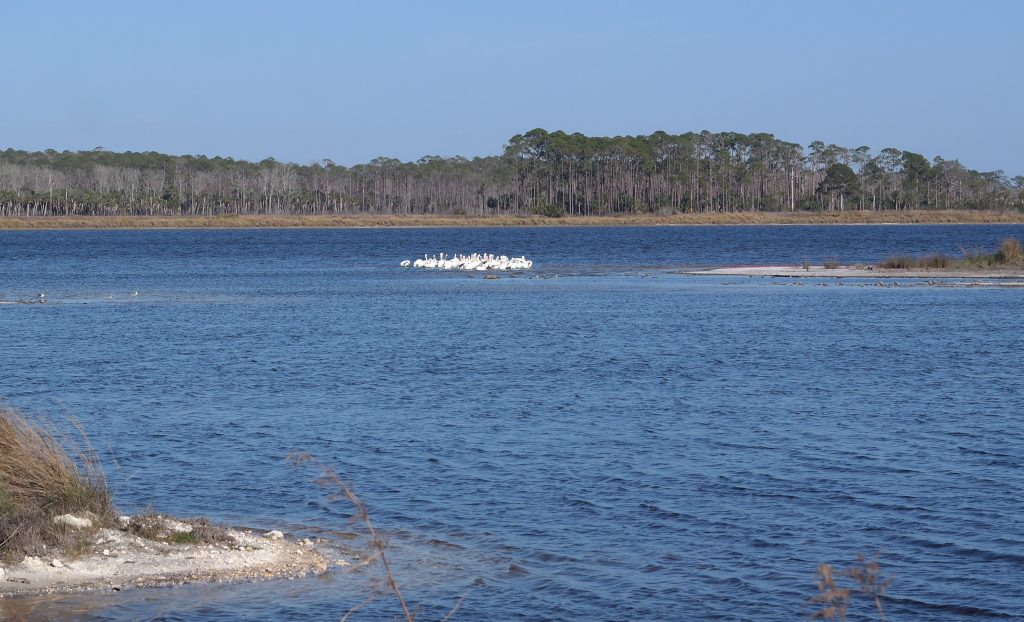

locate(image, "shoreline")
[[0, 210, 1023, 230], [0, 524, 339, 599], [684, 265, 1024, 281]]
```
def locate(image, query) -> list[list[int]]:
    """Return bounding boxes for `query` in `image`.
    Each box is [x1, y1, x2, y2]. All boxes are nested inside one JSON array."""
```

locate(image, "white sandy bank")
[[0, 527, 338, 598]]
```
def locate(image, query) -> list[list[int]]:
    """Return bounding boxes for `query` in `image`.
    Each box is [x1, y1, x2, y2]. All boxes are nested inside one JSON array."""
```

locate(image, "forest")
[[1, 129, 1022, 218]]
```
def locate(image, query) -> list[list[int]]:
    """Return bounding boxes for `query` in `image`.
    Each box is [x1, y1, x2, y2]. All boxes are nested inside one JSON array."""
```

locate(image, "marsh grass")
[[880, 238, 1021, 270], [1, 210, 1022, 230], [997, 238, 1023, 264], [919, 253, 953, 268], [823, 258, 841, 269], [878, 254, 953, 269], [878, 255, 915, 269], [0, 404, 113, 561]]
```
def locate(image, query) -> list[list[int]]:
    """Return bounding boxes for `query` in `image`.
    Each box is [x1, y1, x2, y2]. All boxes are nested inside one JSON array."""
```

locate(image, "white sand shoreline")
[[0, 526, 341, 598], [683, 265, 1024, 281]]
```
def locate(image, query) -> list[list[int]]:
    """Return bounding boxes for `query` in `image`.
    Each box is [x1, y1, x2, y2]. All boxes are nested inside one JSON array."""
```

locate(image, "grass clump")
[[0, 404, 113, 561], [123, 513, 235, 546], [997, 238, 1023, 264], [919, 253, 953, 268], [823, 258, 841, 269], [880, 238, 1021, 270], [879, 255, 915, 269], [960, 238, 1024, 268], [169, 531, 200, 545]]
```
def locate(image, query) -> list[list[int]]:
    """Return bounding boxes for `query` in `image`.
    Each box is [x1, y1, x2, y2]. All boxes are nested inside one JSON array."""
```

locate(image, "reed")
[[289, 452, 465, 622], [810, 554, 891, 621], [0, 404, 113, 561]]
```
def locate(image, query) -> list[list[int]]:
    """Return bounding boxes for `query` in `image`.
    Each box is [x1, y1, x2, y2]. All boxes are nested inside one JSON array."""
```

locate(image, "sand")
[[0, 527, 341, 598], [683, 265, 1024, 283]]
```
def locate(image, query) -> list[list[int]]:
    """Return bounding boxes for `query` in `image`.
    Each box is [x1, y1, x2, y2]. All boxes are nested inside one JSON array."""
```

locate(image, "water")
[[1, 225, 1022, 621]]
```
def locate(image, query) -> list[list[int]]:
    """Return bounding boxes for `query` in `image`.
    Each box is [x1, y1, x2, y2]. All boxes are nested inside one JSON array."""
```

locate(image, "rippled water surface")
[[1, 225, 1023, 621]]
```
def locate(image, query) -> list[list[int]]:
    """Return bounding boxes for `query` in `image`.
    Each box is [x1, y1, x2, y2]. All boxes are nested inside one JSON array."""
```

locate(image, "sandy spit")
[[683, 265, 1024, 282], [0, 528, 335, 598]]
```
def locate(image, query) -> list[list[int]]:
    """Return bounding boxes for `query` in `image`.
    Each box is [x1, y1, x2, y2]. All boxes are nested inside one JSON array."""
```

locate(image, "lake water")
[[1, 225, 1022, 621]]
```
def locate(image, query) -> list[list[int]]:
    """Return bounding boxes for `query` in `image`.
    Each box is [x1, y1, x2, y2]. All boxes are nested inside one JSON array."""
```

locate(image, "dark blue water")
[[1, 225, 1022, 621]]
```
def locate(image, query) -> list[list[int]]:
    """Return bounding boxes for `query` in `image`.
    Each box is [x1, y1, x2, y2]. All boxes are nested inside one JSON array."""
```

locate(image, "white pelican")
[[404, 252, 533, 271]]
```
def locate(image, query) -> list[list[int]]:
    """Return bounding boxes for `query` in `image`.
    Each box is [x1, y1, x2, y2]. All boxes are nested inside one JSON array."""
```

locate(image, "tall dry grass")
[[0, 404, 113, 560], [1, 209, 1023, 230], [997, 238, 1023, 264], [810, 554, 891, 621], [289, 453, 465, 622], [878, 253, 953, 269], [880, 237, 1022, 270]]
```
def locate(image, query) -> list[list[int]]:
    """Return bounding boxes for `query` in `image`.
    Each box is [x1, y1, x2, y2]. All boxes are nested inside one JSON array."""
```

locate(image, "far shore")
[[1, 210, 1023, 230]]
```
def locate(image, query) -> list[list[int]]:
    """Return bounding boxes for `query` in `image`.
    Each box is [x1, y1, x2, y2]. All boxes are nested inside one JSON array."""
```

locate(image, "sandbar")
[[0, 526, 341, 598]]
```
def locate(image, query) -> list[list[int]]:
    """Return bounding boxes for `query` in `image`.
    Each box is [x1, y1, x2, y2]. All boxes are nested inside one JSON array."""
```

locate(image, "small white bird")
[[130, 291, 139, 297], [38, 291, 45, 303]]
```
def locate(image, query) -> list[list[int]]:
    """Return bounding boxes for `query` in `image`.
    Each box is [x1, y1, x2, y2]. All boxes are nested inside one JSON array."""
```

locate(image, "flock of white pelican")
[[400, 253, 533, 271]]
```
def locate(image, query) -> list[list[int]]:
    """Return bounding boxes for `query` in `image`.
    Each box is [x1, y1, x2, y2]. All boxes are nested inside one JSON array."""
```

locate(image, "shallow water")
[[1, 225, 1023, 620]]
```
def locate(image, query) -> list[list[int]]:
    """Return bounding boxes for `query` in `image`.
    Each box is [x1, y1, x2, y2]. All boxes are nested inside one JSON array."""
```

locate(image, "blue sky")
[[3, 0, 1022, 173]]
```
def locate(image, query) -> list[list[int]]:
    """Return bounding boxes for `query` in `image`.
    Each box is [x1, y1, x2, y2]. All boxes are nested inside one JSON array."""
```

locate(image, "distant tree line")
[[1, 129, 1022, 218]]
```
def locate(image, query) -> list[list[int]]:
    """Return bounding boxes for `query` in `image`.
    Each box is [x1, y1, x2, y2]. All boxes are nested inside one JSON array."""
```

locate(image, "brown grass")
[[0, 404, 113, 561], [0, 209, 1022, 230], [289, 453, 466, 622], [878, 254, 953, 269], [289, 453, 416, 621], [997, 238, 1023, 263], [878, 255, 916, 269], [810, 554, 891, 621], [881, 238, 1022, 270]]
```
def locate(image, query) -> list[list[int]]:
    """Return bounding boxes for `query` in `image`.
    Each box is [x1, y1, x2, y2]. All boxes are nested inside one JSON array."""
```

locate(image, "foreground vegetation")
[[0, 405, 113, 561], [0, 405, 233, 563], [880, 238, 1024, 270], [2, 130, 1022, 220]]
